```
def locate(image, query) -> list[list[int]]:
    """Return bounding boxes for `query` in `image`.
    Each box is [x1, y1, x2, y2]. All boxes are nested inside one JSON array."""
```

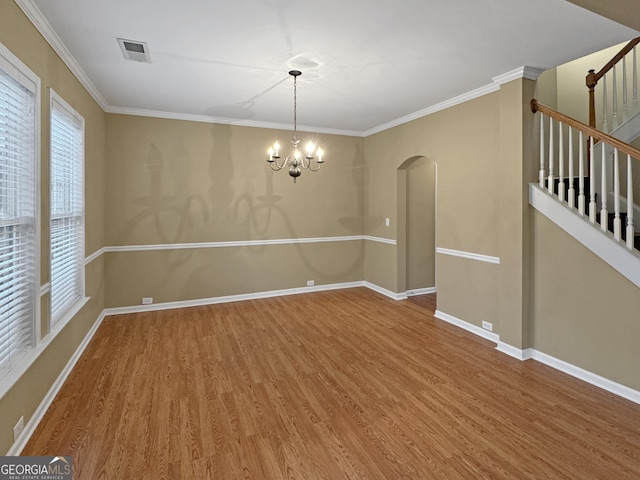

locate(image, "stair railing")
[[586, 37, 640, 133], [532, 99, 640, 250]]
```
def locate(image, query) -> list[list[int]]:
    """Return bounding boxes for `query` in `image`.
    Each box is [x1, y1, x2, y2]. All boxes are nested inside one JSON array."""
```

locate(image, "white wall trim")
[[7, 310, 107, 455], [406, 287, 437, 296], [530, 183, 640, 288], [363, 282, 407, 300], [364, 83, 500, 136], [14, 0, 109, 111], [437, 310, 640, 405], [434, 310, 500, 343], [105, 106, 365, 138], [496, 342, 533, 361], [85, 247, 106, 265], [104, 281, 366, 315], [4, 7, 542, 139], [97, 235, 395, 253], [492, 66, 545, 85], [362, 235, 397, 246], [436, 247, 500, 264], [531, 350, 640, 405]]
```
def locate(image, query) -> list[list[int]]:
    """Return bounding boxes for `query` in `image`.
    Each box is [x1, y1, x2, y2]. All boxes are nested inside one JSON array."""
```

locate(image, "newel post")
[[586, 69, 597, 129]]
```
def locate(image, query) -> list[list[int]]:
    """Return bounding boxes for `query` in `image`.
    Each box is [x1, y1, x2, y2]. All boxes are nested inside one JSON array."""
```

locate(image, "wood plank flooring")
[[23, 288, 640, 479]]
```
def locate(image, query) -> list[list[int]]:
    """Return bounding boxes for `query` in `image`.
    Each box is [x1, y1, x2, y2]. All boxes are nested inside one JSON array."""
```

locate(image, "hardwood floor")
[[23, 288, 640, 479]]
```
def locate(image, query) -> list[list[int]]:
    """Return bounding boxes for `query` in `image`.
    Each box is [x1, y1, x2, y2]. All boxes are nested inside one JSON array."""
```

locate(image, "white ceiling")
[[21, 0, 638, 135]]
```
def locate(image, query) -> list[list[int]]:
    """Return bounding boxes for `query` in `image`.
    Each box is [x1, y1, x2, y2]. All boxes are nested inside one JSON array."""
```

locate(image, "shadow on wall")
[[117, 121, 365, 299]]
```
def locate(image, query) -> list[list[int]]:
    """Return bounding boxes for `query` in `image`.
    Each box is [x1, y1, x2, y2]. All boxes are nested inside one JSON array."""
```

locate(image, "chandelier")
[[266, 70, 325, 183]]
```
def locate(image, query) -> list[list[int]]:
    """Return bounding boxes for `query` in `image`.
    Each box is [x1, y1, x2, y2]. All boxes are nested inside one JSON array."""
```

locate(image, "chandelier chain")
[[293, 74, 297, 137]]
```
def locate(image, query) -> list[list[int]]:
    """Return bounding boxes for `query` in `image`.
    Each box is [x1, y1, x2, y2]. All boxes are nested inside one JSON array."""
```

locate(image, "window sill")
[[0, 296, 90, 401]]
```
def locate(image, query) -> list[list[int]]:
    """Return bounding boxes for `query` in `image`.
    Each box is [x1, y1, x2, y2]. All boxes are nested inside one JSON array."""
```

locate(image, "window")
[[0, 45, 38, 378], [50, 91, 84, 325]]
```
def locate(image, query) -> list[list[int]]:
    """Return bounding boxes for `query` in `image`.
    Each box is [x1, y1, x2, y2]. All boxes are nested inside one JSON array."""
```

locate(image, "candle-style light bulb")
[[268, 146, 274, 161], [273, 141, 280, 157], [305, 142, 315, 155], [317, 148, 324, 163]]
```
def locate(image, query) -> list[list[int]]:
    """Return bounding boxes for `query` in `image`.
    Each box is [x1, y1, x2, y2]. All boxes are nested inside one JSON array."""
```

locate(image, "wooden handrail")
[[589, 37, 640, 84], [531, 99, 640, 160], [586, 37, 640, 128]]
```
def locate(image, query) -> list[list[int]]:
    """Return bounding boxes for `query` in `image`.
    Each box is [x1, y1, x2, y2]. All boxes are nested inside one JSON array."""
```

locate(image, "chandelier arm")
[[299, 156, 311, 169], [269, 156, 288, 170], [307, 162, 322, 172]]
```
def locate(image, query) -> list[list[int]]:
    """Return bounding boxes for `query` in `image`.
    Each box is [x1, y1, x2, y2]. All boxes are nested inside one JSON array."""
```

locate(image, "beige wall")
[[405, 158, 436, 290], [0, 1, 106, 454], [567, 0, 640, 32], [104, 114, 365, 306], [2, 0, 640, 457], [364, 92, 501, 320], [532, 212, 640, 390]]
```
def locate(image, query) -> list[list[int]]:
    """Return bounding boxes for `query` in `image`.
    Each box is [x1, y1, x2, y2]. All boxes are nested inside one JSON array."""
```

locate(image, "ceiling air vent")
[[117, 38, 151, 63]]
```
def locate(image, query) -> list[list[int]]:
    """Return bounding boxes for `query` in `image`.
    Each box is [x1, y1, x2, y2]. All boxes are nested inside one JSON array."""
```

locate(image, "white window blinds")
[[50, 92, 84, 324], [0, 56, 37, 375]]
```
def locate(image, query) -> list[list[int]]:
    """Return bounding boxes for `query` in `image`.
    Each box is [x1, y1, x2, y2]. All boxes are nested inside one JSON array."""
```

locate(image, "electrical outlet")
[[482, 321, 493, 332], [13, 416, 24, 441], [142, 297, 153, 305], [307, 280, 315, 286]]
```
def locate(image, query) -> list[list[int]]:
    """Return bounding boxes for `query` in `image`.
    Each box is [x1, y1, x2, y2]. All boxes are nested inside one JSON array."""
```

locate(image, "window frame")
[[0, 40, 41, 395], [49, 89, 86, 330]]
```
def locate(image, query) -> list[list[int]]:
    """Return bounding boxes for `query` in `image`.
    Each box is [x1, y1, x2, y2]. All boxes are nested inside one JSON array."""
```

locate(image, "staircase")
[[530, 98, 640, 288], [529, 39, 640, 287]]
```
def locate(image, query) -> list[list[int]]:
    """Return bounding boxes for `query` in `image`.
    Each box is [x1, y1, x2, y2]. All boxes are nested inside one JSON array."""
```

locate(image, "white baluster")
[[578, 131, 585, 215], [612, 65, 619, 128], [623, 56, 628, 119], [603, 75, 608, 133], [600, 142, 608, 232], [589, 136, 597, 223], [613, 149, 621, 240], [627, 154, 635, 250], [568, 127, 575, 209], [634, 46, 638, 112], [558, 122, 565, 202], [539, 114, 545, 188], [548, 117, 554, 194]]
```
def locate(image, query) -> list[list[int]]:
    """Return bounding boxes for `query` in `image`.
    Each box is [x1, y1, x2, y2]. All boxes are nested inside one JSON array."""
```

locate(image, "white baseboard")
[[437, 310, 640, 405], [406, 287, 437, 296], [7, 311, 108, 455], [434, 310, 500, 343], [105, 282, 432, 317], [104, 281, 368, 316], [364, 282, 407, 300], [496, 342, 533, 361], [531, 350, 640, 405]]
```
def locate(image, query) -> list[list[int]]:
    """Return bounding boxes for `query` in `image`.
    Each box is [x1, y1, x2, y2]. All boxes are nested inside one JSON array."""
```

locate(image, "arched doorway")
[[397, 156, 436, 295]]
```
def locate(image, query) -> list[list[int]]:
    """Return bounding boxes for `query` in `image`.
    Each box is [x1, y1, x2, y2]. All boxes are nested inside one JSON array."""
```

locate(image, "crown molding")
[[104, 105, 365, 137], [14, 0, 109, 110], [492, 66, 545, 85], [9, 7, 545, 139], [363, 82, 500, 136]]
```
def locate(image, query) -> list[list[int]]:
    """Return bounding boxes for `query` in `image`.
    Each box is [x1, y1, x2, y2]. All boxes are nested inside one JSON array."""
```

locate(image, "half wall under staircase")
[[530, 100, 640, 288]]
